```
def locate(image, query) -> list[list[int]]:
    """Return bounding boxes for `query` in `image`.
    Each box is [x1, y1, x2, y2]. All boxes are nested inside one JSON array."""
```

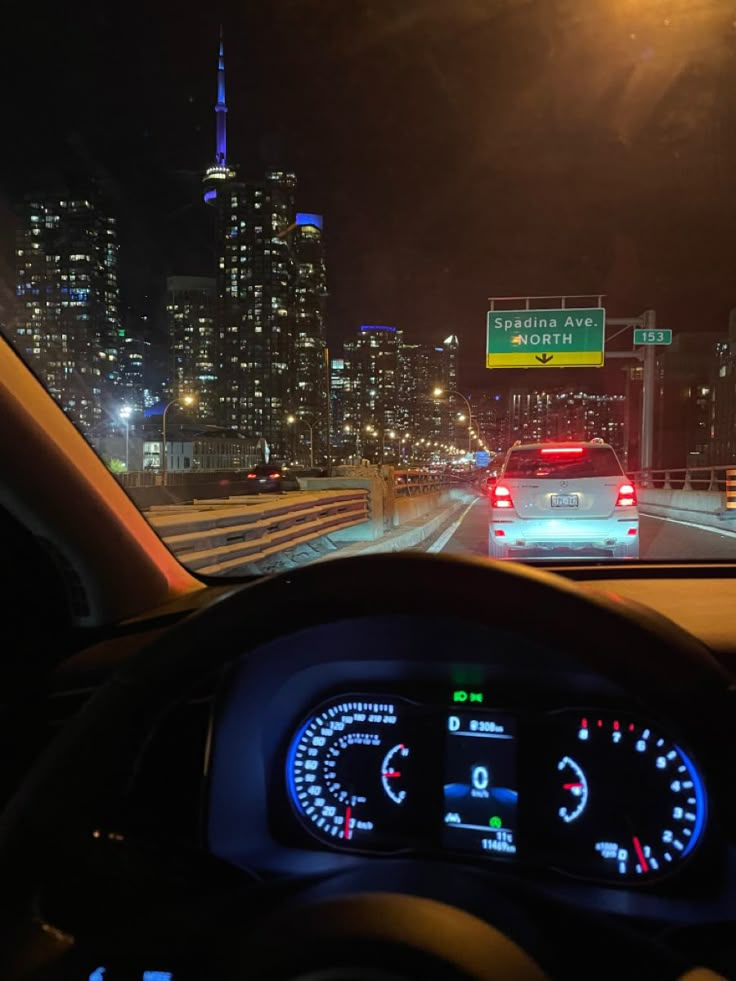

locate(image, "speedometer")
[[286, 695, 414, 848], [545, 711, 707, 883]]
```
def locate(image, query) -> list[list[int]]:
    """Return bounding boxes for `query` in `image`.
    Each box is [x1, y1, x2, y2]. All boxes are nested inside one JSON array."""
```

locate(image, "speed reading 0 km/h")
[[286, 696, 413, 847]]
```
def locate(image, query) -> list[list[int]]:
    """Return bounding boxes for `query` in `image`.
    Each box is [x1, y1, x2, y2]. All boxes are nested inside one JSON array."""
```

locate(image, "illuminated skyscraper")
[[167, 277, 217, 420], [202, 33, 302, 455], [11, 193, 121, 433], [291, 213, 328, 463]]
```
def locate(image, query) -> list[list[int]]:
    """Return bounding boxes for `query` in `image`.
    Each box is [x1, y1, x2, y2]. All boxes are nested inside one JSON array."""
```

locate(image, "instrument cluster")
[[285, 692, 708, 885]]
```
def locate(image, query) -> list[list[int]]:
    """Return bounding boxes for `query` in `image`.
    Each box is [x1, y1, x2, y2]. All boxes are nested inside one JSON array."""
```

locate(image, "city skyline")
[[2, 5, 736, 394]]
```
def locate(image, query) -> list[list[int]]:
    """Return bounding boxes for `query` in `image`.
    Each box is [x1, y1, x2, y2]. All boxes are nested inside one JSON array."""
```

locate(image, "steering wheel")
[[0, 554, 733, 980]]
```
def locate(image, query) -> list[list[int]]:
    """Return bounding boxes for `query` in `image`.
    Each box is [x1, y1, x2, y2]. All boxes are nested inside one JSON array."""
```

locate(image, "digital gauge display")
[[286, 696, 415, 848], [283, 696, 709, 884], [442, 710, 518, 858]]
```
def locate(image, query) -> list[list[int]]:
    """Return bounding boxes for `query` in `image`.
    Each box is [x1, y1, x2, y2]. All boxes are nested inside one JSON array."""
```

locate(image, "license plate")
[[551, 494, 579, 508]]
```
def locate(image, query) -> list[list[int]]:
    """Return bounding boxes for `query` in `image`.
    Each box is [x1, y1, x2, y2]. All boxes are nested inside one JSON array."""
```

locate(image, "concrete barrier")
[[393, 489, 455, 526], [638, 488, 735, 530]]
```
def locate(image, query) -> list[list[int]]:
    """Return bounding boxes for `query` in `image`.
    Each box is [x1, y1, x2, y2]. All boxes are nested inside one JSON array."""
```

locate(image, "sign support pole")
[[641, 310, 656, 471]]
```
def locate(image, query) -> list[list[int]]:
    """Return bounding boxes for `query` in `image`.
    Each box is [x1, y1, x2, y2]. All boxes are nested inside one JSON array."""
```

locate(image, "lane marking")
[[427, 498, 480, 553], [642, 512, 736, 540]]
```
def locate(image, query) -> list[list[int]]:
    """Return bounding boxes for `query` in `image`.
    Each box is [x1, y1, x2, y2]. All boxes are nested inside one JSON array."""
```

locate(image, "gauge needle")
[[632, 835, 649, 873], [383, 770, 401, 778], [562, 782, 582, 790], [344, 806, 352, 840]]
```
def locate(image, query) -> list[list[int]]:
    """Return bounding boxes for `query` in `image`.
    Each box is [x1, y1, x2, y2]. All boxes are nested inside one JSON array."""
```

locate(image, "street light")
[[287, 414, 316, 468], [433, 387, 475, 452], [119, 405, 132, 472], [162, 394, 195, 481]]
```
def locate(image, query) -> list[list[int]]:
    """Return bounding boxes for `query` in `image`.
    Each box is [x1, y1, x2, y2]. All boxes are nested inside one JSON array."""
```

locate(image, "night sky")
[[2, 1, 736, 390]]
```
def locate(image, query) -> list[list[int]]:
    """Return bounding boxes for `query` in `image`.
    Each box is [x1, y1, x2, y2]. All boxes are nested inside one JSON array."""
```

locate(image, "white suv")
[[489, 440, 639, 561]]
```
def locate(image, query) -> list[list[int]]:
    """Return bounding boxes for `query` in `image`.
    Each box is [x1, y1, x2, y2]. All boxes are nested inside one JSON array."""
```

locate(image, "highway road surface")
[[421, 495, 736, 561]]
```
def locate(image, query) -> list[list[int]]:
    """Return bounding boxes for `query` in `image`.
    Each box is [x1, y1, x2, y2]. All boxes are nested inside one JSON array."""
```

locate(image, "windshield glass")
[[3, 3, 736, 571]]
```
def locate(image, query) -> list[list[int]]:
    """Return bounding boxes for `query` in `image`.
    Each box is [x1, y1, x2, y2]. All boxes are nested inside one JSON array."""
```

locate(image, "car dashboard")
[[207, 614, 733, 926]]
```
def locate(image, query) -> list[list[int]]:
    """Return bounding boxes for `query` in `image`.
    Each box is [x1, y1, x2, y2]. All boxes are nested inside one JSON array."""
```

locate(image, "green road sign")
[[633, 328, 672, 346], [486, 308, 605, 368]]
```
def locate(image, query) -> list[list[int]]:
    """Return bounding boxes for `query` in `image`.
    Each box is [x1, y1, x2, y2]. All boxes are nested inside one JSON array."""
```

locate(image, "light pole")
[[287, 414, 315, 468], [364, 425, 395, 464], [162, 395, 195, 481], [433, 387, 475, 453], [119, 405, 132, 471], [382, 430, 396, 464]]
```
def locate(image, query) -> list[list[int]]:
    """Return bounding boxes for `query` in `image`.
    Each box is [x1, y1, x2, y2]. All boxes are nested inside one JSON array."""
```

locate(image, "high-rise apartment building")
[[397, 341, 448, 442], [167, 276, 217, 421], [119, 334, 146, 413], [507, 389, 554, 445], [11, 193, 121, 432], [292, 213, 328, 463], [351, 324, 400, 431], [710, 315, 736, 464], [506, 388, 626, 458], [330, 330, 462, 462], [548, 391, 626, 458]]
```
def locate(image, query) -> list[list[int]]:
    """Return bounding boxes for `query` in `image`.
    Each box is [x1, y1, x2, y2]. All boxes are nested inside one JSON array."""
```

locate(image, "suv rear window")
[[502, 447, 624, 479], [252, 464, 281, 475]]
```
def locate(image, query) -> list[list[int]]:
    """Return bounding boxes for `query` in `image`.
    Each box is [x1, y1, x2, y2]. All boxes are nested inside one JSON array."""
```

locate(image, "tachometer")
[[286, 695, 413, 848], [546, 712, 707, 882]]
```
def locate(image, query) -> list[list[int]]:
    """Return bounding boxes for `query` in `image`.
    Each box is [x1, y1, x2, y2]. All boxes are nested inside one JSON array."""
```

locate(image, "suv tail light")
[[616, 483, 637, 507], [269, 473, 281, 479], [247, 473, 257, 479], [491, 484, 514, 509]]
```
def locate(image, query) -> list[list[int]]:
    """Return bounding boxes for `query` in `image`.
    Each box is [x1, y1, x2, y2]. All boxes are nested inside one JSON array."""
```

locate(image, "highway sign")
[[633, 328, 672, 346], [486, 308, 605, 368], [475, 450, 490, 468]]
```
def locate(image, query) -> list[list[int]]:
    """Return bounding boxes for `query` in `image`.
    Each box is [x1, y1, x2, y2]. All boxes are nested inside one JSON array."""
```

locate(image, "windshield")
[[3, 3, 736, 571]]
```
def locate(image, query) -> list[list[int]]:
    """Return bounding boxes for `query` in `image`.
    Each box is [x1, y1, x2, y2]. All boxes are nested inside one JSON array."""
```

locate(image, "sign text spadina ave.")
[[492, 313, 599, 332], [486, 307, 605, 369]]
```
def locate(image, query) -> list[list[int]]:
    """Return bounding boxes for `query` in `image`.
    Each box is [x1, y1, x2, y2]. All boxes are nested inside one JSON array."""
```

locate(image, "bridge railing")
[[629, 465, 736, 493], [147, 489, 370, 576], [393, 469, 467, 496]]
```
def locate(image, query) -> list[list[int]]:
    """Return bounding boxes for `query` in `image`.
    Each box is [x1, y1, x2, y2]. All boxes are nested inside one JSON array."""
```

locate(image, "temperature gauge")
[[557, 755, 588, 824], [381, 743, 410, 804]]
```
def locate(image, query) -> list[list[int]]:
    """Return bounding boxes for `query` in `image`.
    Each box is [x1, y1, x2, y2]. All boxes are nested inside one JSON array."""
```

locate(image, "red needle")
[[344, 806, 352, 840], [383, 771, 401, 778], [632, 836, 649, 873], [562, 782, 583, 790]]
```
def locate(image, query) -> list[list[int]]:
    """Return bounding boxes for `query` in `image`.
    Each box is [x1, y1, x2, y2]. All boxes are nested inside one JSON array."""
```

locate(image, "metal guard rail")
[[628, 465, 736, 492], [393, 469, 465, 496], [146, 489, 369, 576]]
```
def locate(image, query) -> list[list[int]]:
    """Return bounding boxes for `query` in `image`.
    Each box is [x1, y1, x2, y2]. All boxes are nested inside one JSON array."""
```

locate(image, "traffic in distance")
[[411, 446, 736, 564]]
